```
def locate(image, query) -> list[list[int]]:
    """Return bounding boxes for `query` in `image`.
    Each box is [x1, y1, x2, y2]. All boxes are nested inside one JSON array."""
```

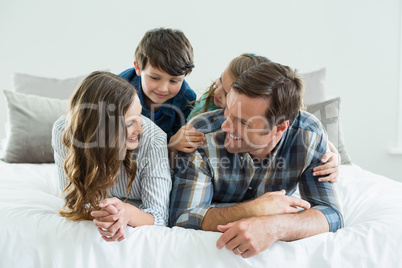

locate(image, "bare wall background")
[[1, 0, 401, 181]]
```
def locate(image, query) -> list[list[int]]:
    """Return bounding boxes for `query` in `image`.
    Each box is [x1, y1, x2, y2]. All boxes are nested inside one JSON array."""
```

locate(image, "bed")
[[1, 162, 401, 267], [1, 71, 402, 267]]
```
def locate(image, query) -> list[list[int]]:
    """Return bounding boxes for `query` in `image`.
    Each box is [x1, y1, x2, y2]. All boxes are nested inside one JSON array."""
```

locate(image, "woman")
[[52, 71, 171, 242]]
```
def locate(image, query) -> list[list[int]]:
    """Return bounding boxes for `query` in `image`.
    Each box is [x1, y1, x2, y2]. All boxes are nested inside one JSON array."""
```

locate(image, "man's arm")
[[202, 190, 311, 231], [169, 149, 214, 229], [170, 149, 311, 229], [215, 128, 343, 258], [216, 208, 329, 258], [298, 133, 344, 232]]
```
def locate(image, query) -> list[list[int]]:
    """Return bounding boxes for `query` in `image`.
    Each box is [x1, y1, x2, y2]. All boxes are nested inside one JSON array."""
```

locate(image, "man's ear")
[[134, 61, 141, 76], [276, 120, 289, 134]]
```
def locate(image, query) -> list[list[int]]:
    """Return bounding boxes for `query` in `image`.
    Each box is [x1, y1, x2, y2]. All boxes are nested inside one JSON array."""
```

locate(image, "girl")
[[187, 53, 270, 121], [52, 71, 171, 242]]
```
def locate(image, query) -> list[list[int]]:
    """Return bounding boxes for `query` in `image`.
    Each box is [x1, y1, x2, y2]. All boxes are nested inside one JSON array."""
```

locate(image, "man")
[[169, 62, 343, 258]]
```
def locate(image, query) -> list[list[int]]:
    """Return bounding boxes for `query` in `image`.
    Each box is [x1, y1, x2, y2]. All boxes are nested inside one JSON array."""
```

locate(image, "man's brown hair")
[[231, 62, 304, 129]]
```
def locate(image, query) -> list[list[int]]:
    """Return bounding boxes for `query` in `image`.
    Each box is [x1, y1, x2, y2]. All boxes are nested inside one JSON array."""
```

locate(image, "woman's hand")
[[169, 124, 205, 153], [91, 197, 129, 242], [313, 141, 341, 183]]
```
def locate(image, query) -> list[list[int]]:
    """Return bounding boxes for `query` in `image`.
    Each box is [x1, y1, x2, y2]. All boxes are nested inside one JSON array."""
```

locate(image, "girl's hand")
[[313, 141, 341, 183]]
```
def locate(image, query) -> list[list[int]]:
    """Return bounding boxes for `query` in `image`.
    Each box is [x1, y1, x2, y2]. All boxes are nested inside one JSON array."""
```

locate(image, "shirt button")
[[248, 187, 252, 190]]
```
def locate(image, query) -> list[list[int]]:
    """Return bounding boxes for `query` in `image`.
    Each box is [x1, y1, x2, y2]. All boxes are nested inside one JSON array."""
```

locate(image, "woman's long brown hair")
[[60, 71, 138, 221]]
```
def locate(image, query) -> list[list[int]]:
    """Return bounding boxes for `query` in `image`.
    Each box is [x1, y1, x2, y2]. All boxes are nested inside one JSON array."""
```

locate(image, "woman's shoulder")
[[140, 116, 167, 144], [52, 115, 68, 136], [51, 115, 69, 150]]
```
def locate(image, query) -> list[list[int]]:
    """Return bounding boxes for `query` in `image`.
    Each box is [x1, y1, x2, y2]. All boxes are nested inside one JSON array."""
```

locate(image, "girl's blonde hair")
[[60, 71, 138, 221], [189, 53, 270, 119]]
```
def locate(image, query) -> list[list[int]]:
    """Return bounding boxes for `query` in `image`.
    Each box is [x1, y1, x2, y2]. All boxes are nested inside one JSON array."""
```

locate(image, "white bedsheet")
[[0, 162, 401, 268]]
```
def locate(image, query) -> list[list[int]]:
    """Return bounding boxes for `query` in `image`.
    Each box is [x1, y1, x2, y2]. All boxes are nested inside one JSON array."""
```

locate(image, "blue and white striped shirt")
[[52, 116, 171, 226], [170, 111, 343, 232]]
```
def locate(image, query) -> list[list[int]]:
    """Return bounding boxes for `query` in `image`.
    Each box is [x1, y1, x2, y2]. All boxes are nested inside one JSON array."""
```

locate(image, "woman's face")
[[125, 95, 143, 150], [213, 68, 235, 109]]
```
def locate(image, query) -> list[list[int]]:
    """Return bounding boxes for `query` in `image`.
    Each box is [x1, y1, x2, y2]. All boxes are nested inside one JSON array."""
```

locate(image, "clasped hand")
[[90, 197, 128, 242]]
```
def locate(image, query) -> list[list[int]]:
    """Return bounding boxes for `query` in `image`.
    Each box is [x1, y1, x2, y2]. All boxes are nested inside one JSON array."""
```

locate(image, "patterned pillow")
[[306, 97, 352, 164]]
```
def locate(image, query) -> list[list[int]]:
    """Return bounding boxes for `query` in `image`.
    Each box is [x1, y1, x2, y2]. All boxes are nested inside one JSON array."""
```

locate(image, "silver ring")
[[236, 248, 244, 254]]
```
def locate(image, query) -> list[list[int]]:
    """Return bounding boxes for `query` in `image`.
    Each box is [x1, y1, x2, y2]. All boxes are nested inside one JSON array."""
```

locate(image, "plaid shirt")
[[188, 109, 225, 133], [170, 111, 343, 232]]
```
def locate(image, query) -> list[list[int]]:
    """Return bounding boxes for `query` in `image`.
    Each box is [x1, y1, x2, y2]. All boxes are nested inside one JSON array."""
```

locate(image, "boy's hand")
[[169, 124, 205, 153]]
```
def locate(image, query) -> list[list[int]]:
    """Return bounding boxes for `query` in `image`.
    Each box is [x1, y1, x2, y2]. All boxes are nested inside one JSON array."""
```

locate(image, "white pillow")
[[13, 72, 85, 100], [301, 68, 327, 105]]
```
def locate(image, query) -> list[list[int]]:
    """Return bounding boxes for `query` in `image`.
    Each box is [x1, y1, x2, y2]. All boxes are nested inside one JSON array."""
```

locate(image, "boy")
[[119, 28, 196, 141]]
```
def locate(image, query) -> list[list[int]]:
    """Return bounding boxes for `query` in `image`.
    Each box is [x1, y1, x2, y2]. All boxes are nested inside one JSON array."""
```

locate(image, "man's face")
[[134, 62, 185, 108], [221, 90, 282, 159]]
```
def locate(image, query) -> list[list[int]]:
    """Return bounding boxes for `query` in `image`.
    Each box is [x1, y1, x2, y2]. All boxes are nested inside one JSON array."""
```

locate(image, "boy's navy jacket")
[[119, 67, 196, 140]]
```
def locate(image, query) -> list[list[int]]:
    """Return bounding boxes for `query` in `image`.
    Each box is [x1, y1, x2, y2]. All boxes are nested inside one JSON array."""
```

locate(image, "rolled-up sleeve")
[[299, 132, 344, 232]]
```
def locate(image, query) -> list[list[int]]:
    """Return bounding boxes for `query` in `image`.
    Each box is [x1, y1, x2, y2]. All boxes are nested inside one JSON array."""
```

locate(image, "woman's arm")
[[51, 116, 69, 191], [91, 198, 154, 242], [138, 124, 172, 226]]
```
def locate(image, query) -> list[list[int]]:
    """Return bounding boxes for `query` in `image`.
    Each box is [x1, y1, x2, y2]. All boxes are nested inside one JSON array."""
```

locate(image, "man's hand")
[[216, 209, 330, 258], [250, 189, 311, 216], [216, 216, 277, 258], [91, 197, 129, 242]]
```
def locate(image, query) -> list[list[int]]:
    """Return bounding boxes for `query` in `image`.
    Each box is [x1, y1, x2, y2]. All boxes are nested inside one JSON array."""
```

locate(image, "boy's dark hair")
[[135, 28, 194, 76], [231, 62, 304, 128]]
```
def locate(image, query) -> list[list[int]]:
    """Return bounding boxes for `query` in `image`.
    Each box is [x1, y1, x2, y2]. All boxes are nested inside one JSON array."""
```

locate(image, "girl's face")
[[213, 68, 235, 109], [125, 95, 143, 150]]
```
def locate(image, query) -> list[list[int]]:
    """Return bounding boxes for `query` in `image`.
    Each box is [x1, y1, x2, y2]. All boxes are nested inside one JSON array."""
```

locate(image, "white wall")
[[1, 0, 401, 181]]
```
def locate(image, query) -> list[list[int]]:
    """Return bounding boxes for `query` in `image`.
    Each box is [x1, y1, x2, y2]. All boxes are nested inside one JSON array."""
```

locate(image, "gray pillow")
[[2, 90, 69, 163], [306, 97, 352, 165], [13, 72, 85, 100]]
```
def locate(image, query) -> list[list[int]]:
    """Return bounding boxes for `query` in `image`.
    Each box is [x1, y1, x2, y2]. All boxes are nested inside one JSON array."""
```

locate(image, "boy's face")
[[134, 62, 185, 107]]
